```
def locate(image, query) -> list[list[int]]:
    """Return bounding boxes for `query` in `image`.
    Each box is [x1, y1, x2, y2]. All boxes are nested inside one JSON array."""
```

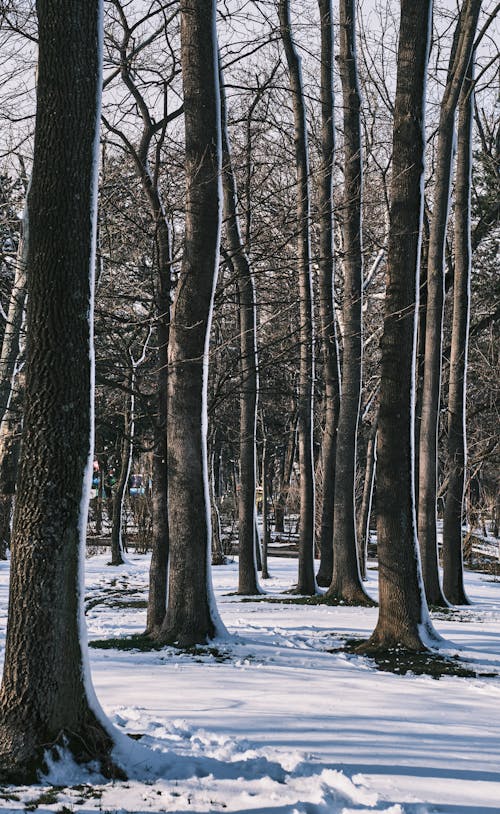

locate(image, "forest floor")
[[0, 554, 499, 813]]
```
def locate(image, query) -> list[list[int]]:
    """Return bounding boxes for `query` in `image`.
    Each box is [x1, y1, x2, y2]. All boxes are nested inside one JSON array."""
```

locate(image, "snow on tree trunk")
[[0, 0, 119, 781]]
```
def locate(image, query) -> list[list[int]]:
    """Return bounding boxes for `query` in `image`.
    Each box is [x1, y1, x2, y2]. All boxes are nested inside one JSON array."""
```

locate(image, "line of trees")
[[0, 0, 498, 782]]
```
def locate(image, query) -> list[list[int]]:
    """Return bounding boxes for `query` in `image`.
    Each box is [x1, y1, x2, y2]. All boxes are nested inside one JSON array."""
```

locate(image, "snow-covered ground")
[[0, 554, 499, 813]]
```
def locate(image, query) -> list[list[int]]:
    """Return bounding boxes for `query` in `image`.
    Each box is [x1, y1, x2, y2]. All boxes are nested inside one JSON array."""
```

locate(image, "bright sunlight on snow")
[[0, 554, 499, 813]]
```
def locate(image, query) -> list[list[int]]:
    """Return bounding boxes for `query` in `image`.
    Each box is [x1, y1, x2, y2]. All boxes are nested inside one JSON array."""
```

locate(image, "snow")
[[0, 555, 499, 812]]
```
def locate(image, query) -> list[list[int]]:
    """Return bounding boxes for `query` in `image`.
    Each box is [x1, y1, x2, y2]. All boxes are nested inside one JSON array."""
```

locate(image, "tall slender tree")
[[0, 0, 118, 780], [326, 0, 371, 605], [278, 0, 316, 595], [315, 0, 342, 588], [417, 0, 481, 606], [220, 62, 260, 596], [442, 60, 476, 604], [361, 0, 439, 653], [156, 0, 222, 645]]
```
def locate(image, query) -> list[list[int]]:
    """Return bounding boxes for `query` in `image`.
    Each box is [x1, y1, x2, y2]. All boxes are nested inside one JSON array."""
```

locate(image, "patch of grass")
[[238, 594, 376, 607], [0, 792, 21, 803], [238, 594, 328, 605], [330, 641, 498, 679], [24, 787, 63, 810], [89, 636, 232, 662], [89, 634, 164, 652]]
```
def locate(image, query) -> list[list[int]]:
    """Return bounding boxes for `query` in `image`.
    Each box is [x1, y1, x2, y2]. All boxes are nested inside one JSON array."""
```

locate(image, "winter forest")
[[0, 0, 499, 811]]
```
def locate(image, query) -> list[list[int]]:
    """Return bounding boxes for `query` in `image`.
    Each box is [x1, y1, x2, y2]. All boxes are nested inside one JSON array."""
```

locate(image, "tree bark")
[[0, 206, 27, 429], [418, 0, 481, 606], [109, 370, 134, 566], [361, 0, 438, 653], [220, 61, 260, 596], [442, 60, 475, 605], [357, 407, 379, 581], [315, 0, 341, 588], [278, 0, 316, 595], [157, 0, 221, 645], [274, 407, 297, 533], [0, 0, 117, 781], [326, 0, 371, 605], [0, 371, 24, 559]]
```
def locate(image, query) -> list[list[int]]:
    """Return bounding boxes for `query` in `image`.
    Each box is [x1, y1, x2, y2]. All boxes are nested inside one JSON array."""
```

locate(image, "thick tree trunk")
[[0, 0, 116, 781], [220, 62, 260, 596], [442, 61, 475, 605], [361, 0, 438, 653], [326, 0, 371, 605], [418, 0, 481, 606], [279, 0, 316, 595], [357, 407, 379, 581], [316, 0, 341, 588], [157, 0, 221, 645]]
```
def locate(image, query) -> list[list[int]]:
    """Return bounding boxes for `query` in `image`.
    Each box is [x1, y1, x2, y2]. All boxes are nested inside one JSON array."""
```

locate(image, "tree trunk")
[[442, 60, 475, 605], [110, 370, 134, 566], [146, 229, 170, 633], [279, 0, 316, 595], [0, 371, 24, 559], [274, 407, 297, 533], [316, 0, 341, 588], [0, 205, 27, 428], [361, 0, 438, 653], [220, 61, 260, 596], [157, 0, 222, 645], [209, 446, 225, 565], [357, 407, 379, 580], [326, 0, 371, 605], [261, 434, 270, 579], [0, 0, 117, 781], [418, 0, 481, 606]]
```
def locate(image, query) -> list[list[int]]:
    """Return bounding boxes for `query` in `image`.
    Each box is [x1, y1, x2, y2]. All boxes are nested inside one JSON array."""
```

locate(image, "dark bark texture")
[[417, 0, 481, 605], [157, 0, 221, 645], [0, 0, 116, 781], [315, 0, 341, 588], [362, 0, 435, 652], [327, 0, 371, 605], [279, 0, 316, 595], [442, 62, 475, 605]]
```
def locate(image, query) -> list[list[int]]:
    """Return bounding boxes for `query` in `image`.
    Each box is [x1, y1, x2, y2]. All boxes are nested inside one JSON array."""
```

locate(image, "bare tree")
[[326, 0, 371, 605], [0, 0, 118, 780], [156, 0, 222, 645], [442, 59, 476, 604], [361, 0, 439, 653], [278, 0, 316, 595], [315, 0, 341, 588], [418, 0, 481, 606], [220, 61, 260, 596]]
